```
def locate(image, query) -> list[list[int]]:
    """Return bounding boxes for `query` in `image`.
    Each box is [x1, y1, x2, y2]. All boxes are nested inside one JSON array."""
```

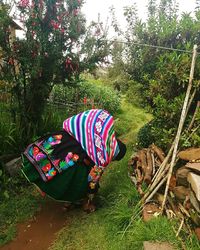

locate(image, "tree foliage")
[[111, 0, 200, 150], [0, 0, 110, 144]]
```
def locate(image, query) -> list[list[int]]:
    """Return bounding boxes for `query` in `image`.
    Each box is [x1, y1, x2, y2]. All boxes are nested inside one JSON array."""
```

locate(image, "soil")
[[142, 202, 161, 222], [143, 241, 175, 250], [0, 200, 73, 250]]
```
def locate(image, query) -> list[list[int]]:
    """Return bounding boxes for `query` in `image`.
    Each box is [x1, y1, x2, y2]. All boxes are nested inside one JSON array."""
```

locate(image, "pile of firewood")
[[128, 145, 200, 240], [128, 144, 166, 196]]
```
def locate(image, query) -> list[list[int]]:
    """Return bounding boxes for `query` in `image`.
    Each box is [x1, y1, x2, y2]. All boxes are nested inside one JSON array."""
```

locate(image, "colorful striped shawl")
[[63, 109, 119, 167]]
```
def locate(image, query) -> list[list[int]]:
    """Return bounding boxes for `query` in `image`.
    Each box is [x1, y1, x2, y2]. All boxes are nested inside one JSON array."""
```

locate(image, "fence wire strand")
[[109, 40, 195, 54]]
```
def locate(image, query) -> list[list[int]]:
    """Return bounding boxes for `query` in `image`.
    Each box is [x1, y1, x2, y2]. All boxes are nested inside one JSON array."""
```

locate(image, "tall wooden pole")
[[161, 44, 198, 212]]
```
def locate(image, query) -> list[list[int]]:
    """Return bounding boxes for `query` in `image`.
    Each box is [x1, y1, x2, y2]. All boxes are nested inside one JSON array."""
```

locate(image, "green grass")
[[0, 187, 42, 246], [49, 101, 181, 250], [114, 99, 152, 140]]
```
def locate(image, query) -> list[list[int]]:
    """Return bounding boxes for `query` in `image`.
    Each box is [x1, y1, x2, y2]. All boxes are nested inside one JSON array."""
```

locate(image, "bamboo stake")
[[151, 144, 174, 183], [161, 44, 198, 213], [145, 175, 168, 203], [185, 88, 197, 122], [188, 101, 200, 131]]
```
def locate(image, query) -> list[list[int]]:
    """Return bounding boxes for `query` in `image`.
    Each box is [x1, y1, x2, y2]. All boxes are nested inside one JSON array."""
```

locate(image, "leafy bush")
[[136, 52, 200, 150], [137, 121, 155, 148], [137, 110, 200, 152], [120, 2, 200, 151], [125, 80, 144, 107], [50, 81, 121, 114]]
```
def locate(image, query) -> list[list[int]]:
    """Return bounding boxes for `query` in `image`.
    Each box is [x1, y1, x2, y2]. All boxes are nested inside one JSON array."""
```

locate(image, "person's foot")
[[82, 200, 96, 213], [62, 202, 74, 211]]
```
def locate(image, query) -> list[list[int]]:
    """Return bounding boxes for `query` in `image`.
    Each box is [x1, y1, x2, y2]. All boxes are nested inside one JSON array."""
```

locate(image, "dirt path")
[[0, 200, 72, 250]]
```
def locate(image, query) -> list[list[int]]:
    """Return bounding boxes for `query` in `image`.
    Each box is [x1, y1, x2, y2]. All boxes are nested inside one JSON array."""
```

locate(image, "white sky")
[[82, 0, 196, 36], [16, 0, 197, 38]]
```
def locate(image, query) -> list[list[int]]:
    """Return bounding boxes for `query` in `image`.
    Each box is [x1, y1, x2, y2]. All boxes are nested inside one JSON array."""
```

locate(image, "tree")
[[0, 0, 110, 143], [115, 0, 200, 149]]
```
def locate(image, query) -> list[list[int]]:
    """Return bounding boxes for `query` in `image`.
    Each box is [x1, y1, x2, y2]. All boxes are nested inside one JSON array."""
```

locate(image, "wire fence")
[[109, 40, 195, 54], [0, 91, 100, 126]]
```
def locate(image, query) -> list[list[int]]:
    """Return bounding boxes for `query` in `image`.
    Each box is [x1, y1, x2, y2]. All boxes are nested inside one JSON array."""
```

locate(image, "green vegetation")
[[1, 0, 200, 249], [0, 181, 42, 246], [110, 0, 200, 151], [0, 0, 110, 145], [50, 101, 199, 250], [51, 81, 120, 114]]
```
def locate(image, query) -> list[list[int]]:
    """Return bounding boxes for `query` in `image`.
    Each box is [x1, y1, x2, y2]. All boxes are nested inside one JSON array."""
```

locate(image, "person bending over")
[[21, 109, 126, 213]]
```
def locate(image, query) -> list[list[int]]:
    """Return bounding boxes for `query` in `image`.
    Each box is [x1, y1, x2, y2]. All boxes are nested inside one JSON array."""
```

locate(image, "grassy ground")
[[1, 101, 200, 249], [0, 185, 42, 246], [50, 101, 200, 250]]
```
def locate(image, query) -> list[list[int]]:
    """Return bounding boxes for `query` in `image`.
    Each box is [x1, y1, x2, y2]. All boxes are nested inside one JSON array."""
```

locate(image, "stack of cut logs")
[[128, 144, 166, 196], [128, 145, 200, 240]]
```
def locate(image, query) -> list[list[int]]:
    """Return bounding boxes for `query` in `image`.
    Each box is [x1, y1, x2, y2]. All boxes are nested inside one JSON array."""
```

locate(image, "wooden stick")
[[144, 149, 153, 184], [151, 144, 174, 184], [151, 151, 156, 176], [161, 44, 198, 213], [142, 145, 174, 203], [145, 175, 168, 203], [188, 100, 200, 131], [178, 203, 191, 218], [173, 225, 187, 250], [155, 158, 162, 167], [150, 144, 165, 162], [185, 88, 197, 118], [136, 168, 143, 184], [176, 217, 184, 237], [140, 149, 148, 172]]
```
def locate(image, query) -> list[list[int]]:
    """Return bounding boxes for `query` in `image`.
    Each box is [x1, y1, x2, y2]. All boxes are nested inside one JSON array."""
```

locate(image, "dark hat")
[[114, 139, 127, 161]]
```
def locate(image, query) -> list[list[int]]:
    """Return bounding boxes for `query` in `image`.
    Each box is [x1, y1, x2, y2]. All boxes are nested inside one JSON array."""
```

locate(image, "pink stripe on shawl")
[[63, 109, 119, 167]]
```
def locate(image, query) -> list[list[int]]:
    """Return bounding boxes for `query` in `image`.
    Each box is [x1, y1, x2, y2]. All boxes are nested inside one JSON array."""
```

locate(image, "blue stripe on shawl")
[[76, 113, 81, 142], [92, 109, 103, 165]]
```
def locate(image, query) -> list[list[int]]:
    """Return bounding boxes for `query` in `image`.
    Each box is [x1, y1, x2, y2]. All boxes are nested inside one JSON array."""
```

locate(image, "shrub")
[[137, 121, 155, 149], [50, 81, 121, 114], [125, 80, 144, 107]]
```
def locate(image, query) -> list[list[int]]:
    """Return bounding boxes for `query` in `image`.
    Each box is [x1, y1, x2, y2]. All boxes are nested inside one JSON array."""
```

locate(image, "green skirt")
[[22, 156, 90, 202]]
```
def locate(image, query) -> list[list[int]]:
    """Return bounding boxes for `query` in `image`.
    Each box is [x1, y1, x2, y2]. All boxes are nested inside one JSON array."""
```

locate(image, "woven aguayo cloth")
[[21, 130, 94, 202], [63, 109, 120, 184], [63, 109, 120, 168]]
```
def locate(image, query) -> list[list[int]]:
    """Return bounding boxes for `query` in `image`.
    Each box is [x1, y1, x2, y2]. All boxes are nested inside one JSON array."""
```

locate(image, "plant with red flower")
[[0, 0, 110, 145]]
